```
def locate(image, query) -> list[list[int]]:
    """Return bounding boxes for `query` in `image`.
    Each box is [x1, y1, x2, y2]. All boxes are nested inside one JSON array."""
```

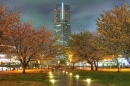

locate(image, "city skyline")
[[0, 0, 130, 33]]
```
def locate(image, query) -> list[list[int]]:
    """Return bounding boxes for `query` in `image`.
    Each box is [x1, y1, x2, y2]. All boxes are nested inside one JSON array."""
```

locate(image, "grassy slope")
[[71, 70, 130, 86]]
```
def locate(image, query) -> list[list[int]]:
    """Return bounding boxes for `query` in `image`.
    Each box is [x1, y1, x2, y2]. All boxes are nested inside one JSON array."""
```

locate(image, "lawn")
[[0, 72, 49, 86], [0, 70, 130, 86], [71, 70, 130, 86]]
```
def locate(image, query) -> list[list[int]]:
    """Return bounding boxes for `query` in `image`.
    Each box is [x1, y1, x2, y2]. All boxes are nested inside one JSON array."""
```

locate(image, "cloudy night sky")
[[0, 0, 130, 33]]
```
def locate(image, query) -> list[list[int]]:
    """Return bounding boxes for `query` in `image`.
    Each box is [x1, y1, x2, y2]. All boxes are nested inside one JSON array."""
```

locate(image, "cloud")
[[0, 0, 130, 33]]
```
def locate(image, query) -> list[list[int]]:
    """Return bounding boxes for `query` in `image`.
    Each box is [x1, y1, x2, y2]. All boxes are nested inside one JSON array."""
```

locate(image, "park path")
[[48, 70, 103, 86]]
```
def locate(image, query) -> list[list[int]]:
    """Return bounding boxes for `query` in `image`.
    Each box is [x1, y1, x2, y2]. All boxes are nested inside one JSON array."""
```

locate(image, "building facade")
[[54, 2, 71, 47]]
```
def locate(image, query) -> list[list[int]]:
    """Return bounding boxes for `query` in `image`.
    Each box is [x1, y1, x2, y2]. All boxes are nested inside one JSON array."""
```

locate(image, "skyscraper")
[[54, 2, 71, 47]]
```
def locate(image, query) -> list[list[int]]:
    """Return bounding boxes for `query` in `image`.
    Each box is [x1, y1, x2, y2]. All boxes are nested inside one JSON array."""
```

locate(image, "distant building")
[[54, 2, 71, 47]]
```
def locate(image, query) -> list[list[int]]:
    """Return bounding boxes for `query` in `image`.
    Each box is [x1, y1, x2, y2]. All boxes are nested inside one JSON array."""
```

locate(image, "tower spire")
[[62, 2, 64, 20]]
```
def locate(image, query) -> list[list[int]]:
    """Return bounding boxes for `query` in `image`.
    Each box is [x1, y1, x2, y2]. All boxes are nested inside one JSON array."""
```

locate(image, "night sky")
[[1, 0, 130, 33]]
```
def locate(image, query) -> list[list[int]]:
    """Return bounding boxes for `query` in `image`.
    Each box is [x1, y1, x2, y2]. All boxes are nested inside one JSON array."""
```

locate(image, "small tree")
[[62, 46, 82, 69], [69, 31, 96, 70], [69, 31, 112, 71], [89, 32, 113, 71]]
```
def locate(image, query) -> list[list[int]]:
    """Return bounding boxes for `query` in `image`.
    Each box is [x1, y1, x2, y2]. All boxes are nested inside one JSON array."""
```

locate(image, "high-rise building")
[[54, 2, 71, 47]]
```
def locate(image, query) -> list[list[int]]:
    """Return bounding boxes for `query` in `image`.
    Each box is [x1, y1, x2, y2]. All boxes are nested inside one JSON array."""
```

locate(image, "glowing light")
[[69, 73, 72, 75], [58, 60, 60, 64], [86, 78, 91, 83], [76, 75, 79, 78], [50, 79, 55, 83], [69, 54, 73, 62], [66, 72, 68, 74], [50, 75, 53, 78], [62, 2, 64, 19], [66, 62, 69, 65], [0, 54, 5, 57], [63, 71, 65, 72], [49, 72, 52, 75]]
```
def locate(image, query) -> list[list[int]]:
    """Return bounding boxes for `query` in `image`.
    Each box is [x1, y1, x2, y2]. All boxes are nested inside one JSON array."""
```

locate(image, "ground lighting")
[[86, 78, 91, 83], [69, 73, 72, 75], [66, 72, 68, 74], [75, 75, 79, 78]]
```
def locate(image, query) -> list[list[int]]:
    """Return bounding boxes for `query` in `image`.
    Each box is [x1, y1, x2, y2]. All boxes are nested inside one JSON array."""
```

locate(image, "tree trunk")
[[90, 63, 94, 70], [22, 63, 27, 74], [72, 63, 75, 70], [117, 63, 120, 72], [22, 67, 26, 73], [95, 61, 98, 71], [116, 59, 120, 72]]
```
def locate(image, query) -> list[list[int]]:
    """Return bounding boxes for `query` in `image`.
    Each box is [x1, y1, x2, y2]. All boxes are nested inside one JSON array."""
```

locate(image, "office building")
[[54, 2, 71, 47]]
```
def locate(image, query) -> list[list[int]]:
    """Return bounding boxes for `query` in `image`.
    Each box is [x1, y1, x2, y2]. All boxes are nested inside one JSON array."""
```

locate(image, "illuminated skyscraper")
[[54, 2, 71, 47]]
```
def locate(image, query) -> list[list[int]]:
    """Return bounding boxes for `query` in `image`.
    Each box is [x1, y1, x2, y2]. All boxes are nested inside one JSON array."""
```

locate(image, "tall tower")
[[54, 2, 71, 47]]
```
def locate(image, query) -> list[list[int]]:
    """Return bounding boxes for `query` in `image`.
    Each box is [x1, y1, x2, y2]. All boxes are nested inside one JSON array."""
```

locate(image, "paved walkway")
[[48, 70, 103, 86]]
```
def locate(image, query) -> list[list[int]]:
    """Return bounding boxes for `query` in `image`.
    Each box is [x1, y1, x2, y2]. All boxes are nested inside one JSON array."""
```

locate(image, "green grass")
[[1, 70, 130, 86], [71, 70, 130, 86], [0, 73, 49, 86]]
